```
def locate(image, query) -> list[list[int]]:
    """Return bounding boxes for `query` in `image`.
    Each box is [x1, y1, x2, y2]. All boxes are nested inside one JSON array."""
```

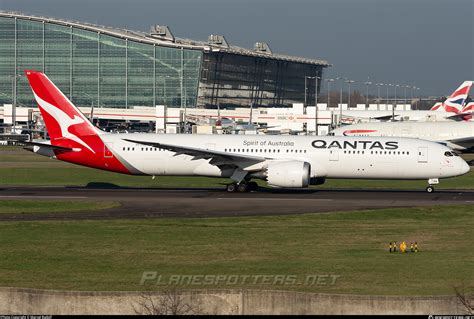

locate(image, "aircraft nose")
[[460, 160, 470, 175]]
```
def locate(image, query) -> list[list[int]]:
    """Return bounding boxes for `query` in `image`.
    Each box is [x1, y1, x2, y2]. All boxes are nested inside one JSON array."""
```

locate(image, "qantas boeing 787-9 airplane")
[[23, 70, 470, 193]]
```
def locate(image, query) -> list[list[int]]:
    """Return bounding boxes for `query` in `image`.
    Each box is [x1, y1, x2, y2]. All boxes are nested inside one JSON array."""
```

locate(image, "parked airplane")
[[23, 70, 469, 193], [338, 81, 473, 123], [330, 121, 474, 153], [216, 104, 275, 134]]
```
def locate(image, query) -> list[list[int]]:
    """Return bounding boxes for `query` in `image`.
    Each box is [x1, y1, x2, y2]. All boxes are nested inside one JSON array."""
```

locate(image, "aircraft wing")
[[448, 136, 474, 150], [123, 138, 266, 169], [371, 115, 398, 121], [446, 113, 473, 122]]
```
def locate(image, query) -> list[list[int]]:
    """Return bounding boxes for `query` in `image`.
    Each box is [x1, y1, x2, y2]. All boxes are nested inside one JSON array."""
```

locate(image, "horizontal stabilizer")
[[23, 141, 80, 153]]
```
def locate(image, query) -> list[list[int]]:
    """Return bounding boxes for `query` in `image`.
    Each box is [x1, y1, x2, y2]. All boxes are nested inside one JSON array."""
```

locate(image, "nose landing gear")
[[425, 178, 439, 193]]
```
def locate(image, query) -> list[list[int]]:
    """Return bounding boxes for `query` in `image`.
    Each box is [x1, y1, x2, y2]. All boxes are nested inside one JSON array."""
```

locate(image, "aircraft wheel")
[[226, 183, 237, 192], [237, 183, 249, 193], [247, 181, 259, 191], [425, 185, 434, 193]]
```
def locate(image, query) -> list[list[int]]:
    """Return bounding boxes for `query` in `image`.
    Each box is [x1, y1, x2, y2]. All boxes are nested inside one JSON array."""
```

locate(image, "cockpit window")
[[444, 151, 453, 157], [452, 152, 459, 157]]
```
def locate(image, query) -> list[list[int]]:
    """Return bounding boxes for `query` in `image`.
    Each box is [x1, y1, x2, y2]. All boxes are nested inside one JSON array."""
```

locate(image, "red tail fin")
[[25, 70, 134, 174], [25, 70, 99, 153]]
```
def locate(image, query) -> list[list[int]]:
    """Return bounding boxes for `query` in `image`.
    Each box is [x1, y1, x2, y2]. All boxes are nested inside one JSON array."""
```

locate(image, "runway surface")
[[1, 186, 473, 221]]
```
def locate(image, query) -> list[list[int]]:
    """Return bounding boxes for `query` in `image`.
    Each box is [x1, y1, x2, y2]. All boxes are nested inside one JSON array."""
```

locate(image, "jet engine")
[[266, 161, 311, 188]]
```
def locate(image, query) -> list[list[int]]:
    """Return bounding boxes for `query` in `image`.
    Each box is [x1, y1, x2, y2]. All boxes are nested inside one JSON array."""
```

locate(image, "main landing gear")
[[226, 181, 259, 193]]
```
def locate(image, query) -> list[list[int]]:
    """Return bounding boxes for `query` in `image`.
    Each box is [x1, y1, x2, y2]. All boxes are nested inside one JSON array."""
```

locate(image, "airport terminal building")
[[0, 11, 329, 110]]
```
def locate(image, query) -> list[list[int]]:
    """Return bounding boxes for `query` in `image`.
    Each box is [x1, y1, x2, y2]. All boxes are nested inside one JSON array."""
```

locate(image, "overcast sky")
[[1, 0, 472, 96]]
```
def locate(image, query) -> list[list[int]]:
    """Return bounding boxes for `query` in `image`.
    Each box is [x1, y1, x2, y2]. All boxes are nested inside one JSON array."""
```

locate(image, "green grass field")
[[0, 203, 472, 295], [0, 146, 473, 189], [0, 146, 472, 296]]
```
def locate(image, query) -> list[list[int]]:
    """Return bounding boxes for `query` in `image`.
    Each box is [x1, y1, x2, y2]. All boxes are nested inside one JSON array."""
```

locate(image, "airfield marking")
[[0, 195, 89, 199]]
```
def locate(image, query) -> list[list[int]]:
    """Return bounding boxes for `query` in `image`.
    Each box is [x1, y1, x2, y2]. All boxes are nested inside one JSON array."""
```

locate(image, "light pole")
[[314, 76, 321, 135], [415, 87, 420, 110], [335, 77, 346, 125], [386, 84, 392, 114], [394, 84, 399, 111], [305, 75, 319, 134], [376, 83, 383, 110], [304, 76, 308, 108], [345, 79, 355, 108], [364, 79, 372, 108], [325, 78, 334, 107], [8, 74, 21, 134], [403, 85, 408, 108]]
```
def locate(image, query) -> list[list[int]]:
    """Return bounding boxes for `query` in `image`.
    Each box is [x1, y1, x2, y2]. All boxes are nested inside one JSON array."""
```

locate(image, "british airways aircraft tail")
[[430, 81, 472, 113]]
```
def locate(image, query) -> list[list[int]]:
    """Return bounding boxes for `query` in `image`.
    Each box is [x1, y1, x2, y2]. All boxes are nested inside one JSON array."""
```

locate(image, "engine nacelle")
[[266, 161, 311, 188]]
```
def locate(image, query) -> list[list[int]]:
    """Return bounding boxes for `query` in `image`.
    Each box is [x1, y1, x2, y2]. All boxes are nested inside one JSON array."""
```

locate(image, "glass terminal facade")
[[0, 13, 328, 109]]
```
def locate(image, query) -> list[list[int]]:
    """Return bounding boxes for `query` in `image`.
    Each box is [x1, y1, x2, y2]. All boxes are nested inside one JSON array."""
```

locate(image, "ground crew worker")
[[414, 242, 418, 253], [410, 242, 414, 252], [393, 242, 397, 252], [389, 242, 392, 253], [400, 241, 407, 253]]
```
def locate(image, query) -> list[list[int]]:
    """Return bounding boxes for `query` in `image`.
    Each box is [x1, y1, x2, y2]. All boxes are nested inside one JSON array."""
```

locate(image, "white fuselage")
[[100, 134, 469, 181], [339, 110, 466, 123], [330, 121, 474, 151]]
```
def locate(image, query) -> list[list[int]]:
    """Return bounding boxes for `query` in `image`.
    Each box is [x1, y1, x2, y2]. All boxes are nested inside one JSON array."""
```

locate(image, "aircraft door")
[[418, 147, 428, 163], [329, 147, 339, 161], [205, 143, 216, 151]]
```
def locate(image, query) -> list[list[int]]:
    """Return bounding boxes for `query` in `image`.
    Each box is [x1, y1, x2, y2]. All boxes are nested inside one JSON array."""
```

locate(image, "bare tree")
[[349, 90, 365, 107], [133, 289, 210, 315], [454, 283, 474, 315]]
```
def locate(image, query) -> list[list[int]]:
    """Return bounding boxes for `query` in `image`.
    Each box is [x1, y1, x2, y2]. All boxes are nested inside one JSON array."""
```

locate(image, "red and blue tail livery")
[[430, 81, 472, 113]]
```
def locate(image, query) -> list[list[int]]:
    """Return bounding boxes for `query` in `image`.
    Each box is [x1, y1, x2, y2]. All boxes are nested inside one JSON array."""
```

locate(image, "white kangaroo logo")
[[33, 91, 96, 154]]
